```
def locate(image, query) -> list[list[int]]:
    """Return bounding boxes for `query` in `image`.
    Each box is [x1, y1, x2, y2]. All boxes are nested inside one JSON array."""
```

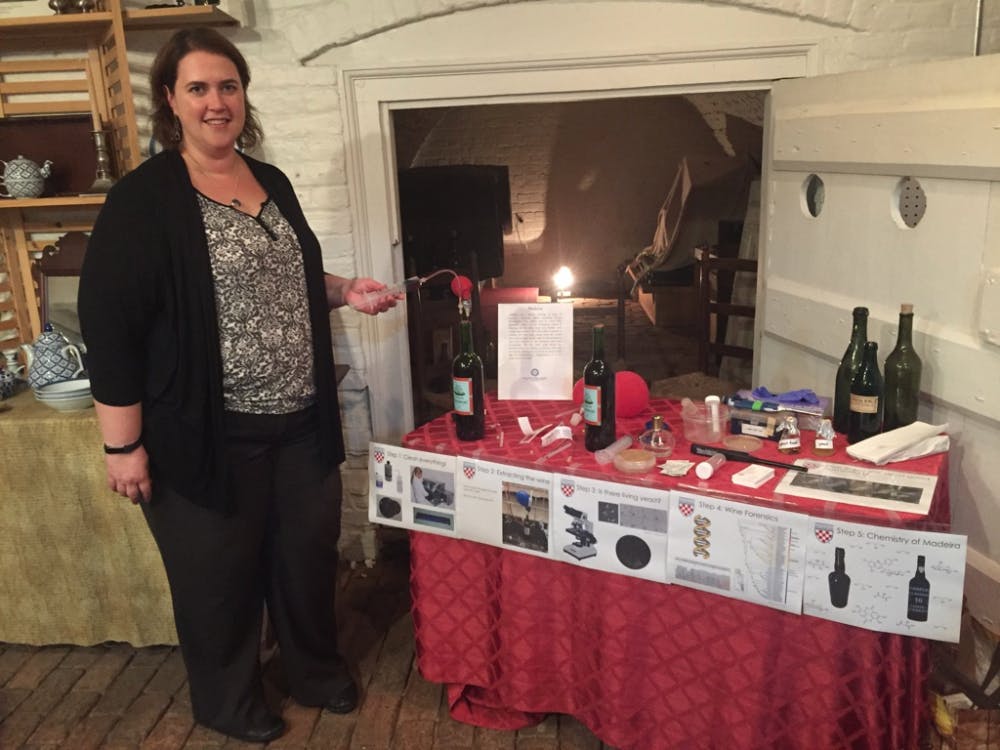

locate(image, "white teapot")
[[0, 155, 53, 199]]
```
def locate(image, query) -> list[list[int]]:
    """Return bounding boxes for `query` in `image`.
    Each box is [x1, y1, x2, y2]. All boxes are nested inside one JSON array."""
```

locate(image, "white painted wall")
[[762, 55, 1000, 631], [4, 0, 992, 578]]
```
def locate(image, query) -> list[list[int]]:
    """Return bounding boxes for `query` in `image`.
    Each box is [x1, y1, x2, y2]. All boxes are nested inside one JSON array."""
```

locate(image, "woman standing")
[[78, 27, 395, 743]]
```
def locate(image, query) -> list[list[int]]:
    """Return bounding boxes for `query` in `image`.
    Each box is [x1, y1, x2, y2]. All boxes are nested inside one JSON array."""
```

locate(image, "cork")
[[900, 303, 914, 314]]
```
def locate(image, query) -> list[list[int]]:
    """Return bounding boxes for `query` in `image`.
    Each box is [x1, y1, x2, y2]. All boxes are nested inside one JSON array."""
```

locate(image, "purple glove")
[[750, 387, 820, 405]]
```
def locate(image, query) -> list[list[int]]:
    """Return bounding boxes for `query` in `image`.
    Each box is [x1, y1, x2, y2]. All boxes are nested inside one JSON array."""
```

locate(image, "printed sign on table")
[[667, 490, 808, 614], [456, 459, 554, 558], [368, 443, 457, 536], [803, 519, 967, 642], [552, 473, 670, 583]]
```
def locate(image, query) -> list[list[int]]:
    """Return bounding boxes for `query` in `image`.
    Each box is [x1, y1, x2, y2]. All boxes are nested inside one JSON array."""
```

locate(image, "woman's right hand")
[[105, 448, 153, 504]]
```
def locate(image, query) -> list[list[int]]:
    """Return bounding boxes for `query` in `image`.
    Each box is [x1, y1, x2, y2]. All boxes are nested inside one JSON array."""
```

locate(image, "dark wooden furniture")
[[695, 245, 757, 376]]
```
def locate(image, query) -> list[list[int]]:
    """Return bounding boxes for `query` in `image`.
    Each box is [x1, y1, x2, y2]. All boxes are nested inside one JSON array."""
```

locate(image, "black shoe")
[[324, 681, 359, 714], [208, 714, 285, 744]]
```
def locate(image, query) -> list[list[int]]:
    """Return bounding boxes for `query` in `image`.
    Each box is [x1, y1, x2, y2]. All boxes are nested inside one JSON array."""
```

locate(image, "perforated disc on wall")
[[894, 176, 926, 229]]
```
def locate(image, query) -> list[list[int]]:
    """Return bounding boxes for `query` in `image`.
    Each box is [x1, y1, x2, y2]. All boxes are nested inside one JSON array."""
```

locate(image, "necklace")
[[183, 151, 242, 208]]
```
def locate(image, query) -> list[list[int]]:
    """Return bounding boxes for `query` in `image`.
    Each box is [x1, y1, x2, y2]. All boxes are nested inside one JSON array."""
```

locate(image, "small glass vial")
[[777, 414, 801, 454], [813, 418, 836, 457], [639, 415, 675, 458]]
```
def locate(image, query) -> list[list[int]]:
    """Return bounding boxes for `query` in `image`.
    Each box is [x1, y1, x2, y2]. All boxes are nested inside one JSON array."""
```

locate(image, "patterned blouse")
[[197, 194, 316, 414]]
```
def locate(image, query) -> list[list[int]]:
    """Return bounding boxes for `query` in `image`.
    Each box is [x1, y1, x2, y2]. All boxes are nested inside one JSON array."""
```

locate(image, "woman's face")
[[167, 50, 246, 158]]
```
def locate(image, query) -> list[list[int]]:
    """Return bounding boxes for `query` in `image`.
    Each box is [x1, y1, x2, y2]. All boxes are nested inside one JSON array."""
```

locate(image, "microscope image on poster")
[[562, 505, 598, 560], [410, 466, 455, 509], [501, 483, 550, 553]]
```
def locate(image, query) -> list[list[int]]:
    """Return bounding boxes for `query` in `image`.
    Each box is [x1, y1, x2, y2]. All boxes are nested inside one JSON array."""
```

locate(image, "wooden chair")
[[695, 245, 757, 377], [32, 231, 88, 335]]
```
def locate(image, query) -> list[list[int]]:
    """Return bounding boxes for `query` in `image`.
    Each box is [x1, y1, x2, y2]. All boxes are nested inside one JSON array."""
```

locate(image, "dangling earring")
[[172, 115, 182, 142]]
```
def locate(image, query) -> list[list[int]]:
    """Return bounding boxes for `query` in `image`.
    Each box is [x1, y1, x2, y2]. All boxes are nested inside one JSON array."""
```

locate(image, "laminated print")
[[369, 443, 457, 536], [803, 518, 966, 642], [553, 473, 670, 583], [455, 458, 553, 558], [666, 490, 808, 614]]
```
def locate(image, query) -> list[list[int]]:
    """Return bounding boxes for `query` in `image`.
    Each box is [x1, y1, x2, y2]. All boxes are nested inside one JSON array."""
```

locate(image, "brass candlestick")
[[88, 130, 115, 193]]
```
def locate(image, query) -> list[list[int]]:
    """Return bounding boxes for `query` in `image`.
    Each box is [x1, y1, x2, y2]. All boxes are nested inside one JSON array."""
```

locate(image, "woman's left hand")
[[336, 276, 402, 315]]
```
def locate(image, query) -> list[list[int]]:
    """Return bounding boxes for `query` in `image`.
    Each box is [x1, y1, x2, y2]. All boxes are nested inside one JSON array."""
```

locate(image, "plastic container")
[[614, 448, 657, 474], [594, 435, 632, 465], [695, 452, 726, 479], [681, 401, 730, 443]]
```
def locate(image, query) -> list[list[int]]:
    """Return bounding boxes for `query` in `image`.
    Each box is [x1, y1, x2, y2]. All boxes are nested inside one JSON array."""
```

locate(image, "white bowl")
[[34, 379, 91, 398], [36, 393, 93, 411]]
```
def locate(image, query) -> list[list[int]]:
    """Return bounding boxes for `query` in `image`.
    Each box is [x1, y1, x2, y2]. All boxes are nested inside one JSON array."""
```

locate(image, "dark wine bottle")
[[884, 303, 922, 431], [847, 341, 883, 444], [828, 547, 851, 608], [452, 320, 485, 441], [907, 555, 930, 621], [834, 306, 869, 434], [583, 324, 616, 452]]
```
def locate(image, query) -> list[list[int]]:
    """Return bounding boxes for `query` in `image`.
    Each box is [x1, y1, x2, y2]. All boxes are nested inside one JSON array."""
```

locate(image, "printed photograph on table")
[[803, 519, 967, 641], [455, 459, 554, 557], [368, 443, 458, 536], [775, 459, 937, 515], [666, 490, 808, 614], [501, 481, 550, 553], [552, 473, 670, 583]]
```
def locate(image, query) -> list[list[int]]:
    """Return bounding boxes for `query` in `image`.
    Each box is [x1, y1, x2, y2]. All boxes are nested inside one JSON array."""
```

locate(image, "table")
[[403, 396, 949, 750], [0, 389, 176, 646]]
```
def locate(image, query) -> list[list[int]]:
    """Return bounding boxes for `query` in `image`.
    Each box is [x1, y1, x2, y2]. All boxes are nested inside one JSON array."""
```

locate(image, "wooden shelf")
[[124, 5, 237, 31], [0, 11, 114, 44], [0, 195, 105, 211]]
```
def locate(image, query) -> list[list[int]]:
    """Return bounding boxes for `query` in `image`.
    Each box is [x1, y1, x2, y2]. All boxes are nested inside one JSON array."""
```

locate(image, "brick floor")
[[0, 536, 617, 749]]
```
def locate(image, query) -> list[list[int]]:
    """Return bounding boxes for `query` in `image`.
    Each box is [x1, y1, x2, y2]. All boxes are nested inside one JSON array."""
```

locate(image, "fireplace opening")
[[392, 91, 765, 424]]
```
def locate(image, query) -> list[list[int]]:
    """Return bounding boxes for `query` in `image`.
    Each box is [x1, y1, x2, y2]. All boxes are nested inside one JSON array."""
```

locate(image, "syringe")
[[350, 276, 421, 312]]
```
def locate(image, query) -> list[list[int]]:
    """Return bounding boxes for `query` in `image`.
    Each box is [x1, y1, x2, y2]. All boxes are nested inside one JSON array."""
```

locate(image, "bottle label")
[[850, 394, 879, 414], [583, 385, 602, 425], [778, 436, 801, 452], [452, 377, 473, 415], [814, 438, 834, 451]]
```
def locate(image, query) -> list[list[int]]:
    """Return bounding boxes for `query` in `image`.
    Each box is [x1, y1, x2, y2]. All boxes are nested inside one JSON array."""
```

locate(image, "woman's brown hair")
[[149, 27, 263, 151]]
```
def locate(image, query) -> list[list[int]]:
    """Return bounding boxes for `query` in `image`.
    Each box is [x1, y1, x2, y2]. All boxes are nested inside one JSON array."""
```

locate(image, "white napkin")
[[846, 421, 949, 465]]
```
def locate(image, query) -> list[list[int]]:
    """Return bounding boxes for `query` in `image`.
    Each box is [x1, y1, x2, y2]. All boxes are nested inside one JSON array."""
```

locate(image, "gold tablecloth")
[[0, 389, 176, 646]]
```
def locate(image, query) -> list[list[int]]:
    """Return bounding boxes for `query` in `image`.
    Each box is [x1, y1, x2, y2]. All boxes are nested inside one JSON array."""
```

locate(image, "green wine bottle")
[[834, 306, 869, 434], [847, 341, 883, 444], [884, 304, 922, 430], [583, 324, 616, 452], [452, 320, 485, 441]]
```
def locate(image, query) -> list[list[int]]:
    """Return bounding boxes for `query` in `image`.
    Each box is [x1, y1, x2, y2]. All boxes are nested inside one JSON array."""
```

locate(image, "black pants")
[[142, 406, 349, 730]]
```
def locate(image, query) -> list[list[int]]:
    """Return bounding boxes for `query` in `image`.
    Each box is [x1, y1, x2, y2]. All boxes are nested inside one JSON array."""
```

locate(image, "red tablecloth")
[[404, 397, 949, 750]]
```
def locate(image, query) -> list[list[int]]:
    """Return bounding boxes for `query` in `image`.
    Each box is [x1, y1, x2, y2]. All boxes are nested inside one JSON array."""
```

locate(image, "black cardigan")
[[78, 149, 345, 512]]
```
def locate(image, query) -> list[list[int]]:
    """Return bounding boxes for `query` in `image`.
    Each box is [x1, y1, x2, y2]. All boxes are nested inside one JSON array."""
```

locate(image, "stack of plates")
[[34, 378, 93, 411]]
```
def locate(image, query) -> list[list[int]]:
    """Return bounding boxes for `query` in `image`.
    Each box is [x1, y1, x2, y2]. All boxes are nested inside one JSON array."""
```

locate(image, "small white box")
[[731, 464, 776, 488]]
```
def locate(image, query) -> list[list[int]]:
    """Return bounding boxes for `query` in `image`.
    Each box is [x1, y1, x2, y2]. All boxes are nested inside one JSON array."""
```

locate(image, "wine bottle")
[[834, 306, 869, 434], [907, 555, 930, 621], [847, 341, 883, 444], [884, 304, 922, 431], [452, 320, 485, 441], [828, 547, 851, 608], [583, 324, 616, 452]]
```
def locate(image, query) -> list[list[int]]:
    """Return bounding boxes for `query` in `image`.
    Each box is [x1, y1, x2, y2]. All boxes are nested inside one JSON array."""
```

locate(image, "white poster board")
[[803, 518, 966, 642], [455, 458, 555, 558], [667, 490, 808, 614], [497, 303, 574, 400], [369, 443, 457, 536], [552, 473, 670, 583]]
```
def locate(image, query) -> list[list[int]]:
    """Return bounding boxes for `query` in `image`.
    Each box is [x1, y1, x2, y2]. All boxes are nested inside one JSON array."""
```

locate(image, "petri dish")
[[723, 434, 764, 452]]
